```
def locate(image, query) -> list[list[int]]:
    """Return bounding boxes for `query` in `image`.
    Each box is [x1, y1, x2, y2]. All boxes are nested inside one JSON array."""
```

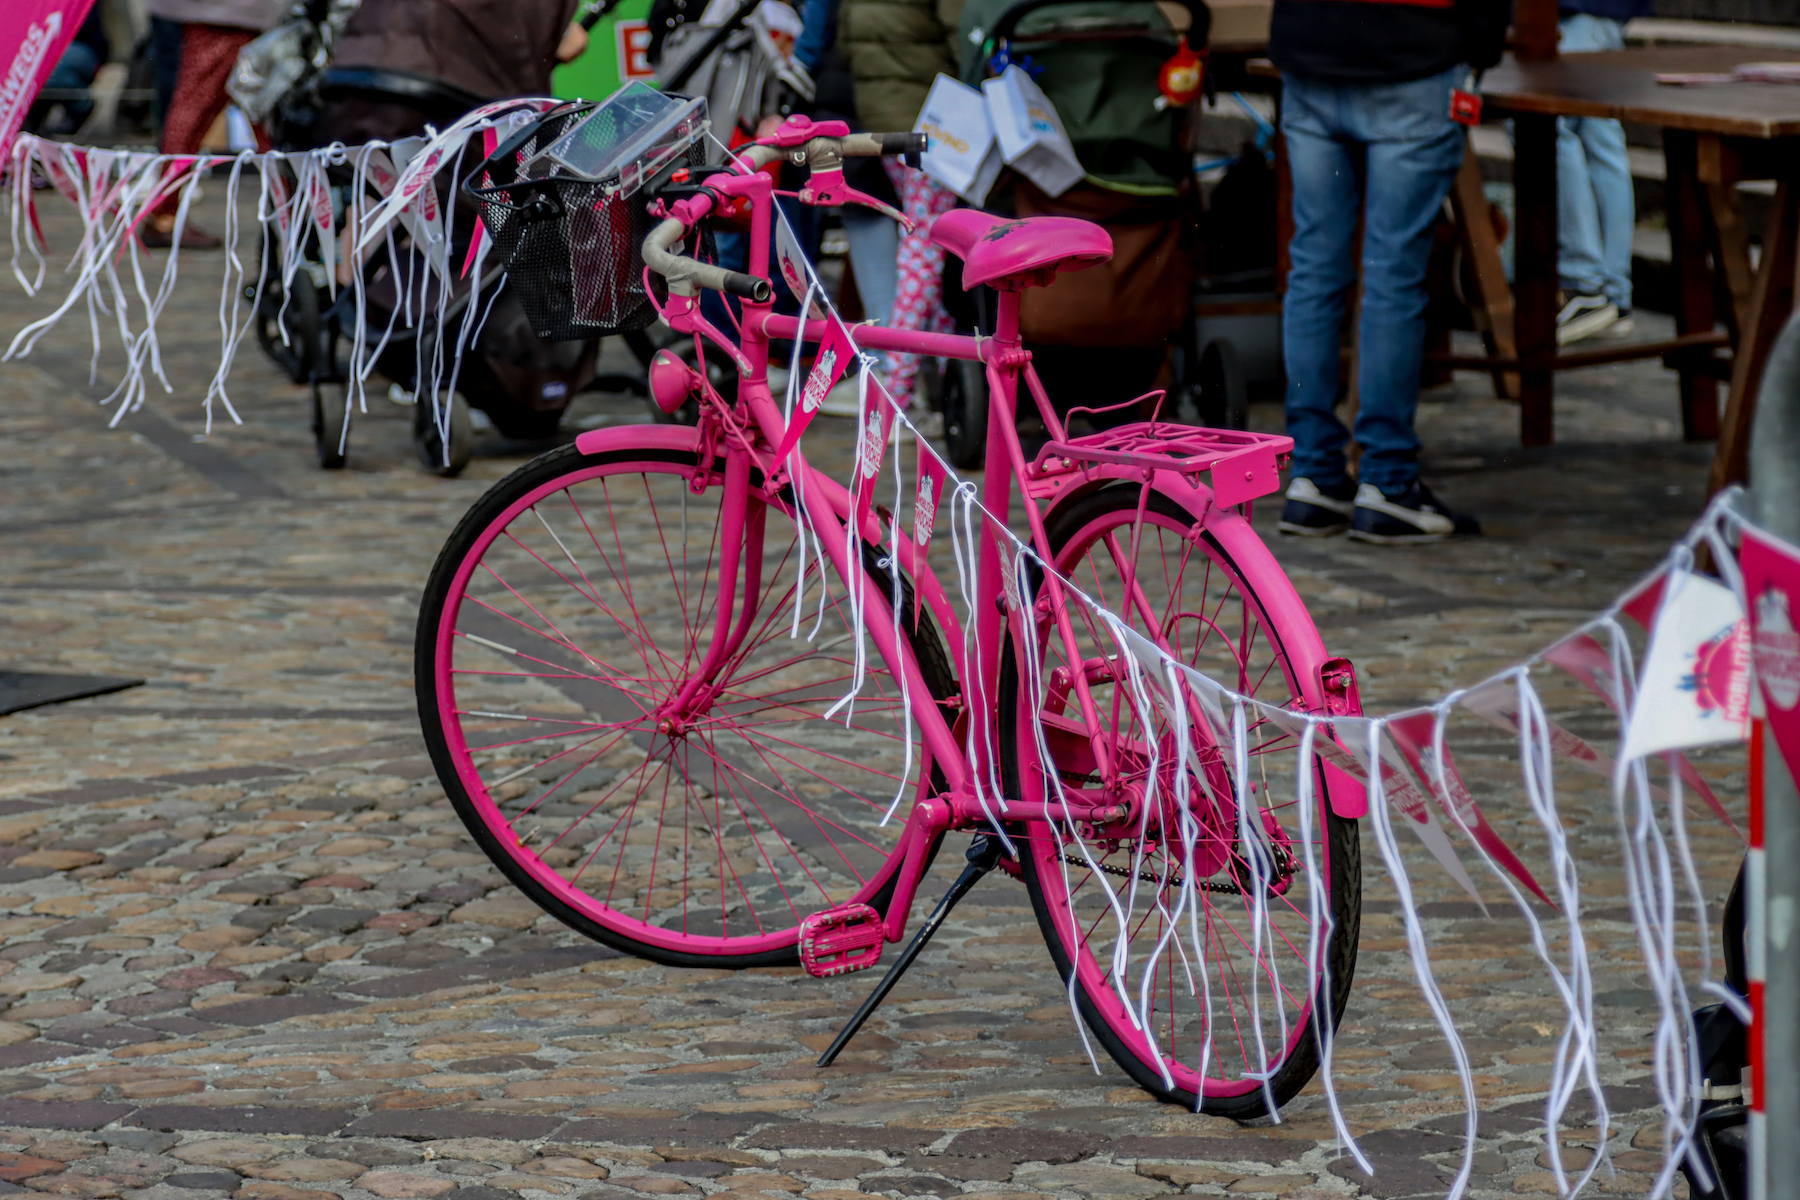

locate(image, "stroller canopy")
[[958, 0, 1194, 194]]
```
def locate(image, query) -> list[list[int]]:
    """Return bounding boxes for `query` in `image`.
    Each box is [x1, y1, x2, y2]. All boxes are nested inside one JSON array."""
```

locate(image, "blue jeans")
[[1280, 66, 1467, 493], [1556, 14, 1634, 308]]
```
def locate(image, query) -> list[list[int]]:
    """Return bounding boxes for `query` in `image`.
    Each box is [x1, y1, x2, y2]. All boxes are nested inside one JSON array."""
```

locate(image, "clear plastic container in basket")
[[465, 84, 710, 342]]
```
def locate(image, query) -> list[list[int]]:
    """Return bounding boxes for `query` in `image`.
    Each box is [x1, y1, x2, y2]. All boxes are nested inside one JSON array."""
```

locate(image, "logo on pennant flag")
[[802, 349, 837, 414], [1622, 570, 1751, 759]]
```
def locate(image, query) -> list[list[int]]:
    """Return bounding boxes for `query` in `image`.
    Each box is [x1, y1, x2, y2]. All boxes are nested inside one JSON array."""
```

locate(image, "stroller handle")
[[987, 0, 1211, 55]]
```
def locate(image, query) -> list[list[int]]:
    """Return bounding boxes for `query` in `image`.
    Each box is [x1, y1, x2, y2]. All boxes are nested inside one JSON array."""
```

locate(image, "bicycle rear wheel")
[[1000, 484, 1359, 1117], [416, 435, 954, 966]]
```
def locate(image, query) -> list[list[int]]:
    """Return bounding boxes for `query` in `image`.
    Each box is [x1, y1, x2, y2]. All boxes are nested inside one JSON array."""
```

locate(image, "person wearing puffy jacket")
[[1272, 0, 1507, 544]]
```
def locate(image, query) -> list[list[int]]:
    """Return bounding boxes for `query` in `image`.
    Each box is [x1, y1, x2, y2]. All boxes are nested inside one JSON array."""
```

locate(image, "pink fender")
[[574, 424, 705, 459], [1039, 465, 1368, 820]]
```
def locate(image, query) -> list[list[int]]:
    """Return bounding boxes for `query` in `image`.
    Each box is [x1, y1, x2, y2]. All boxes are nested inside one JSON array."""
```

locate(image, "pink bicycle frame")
[[603, 155, 1352, 942]]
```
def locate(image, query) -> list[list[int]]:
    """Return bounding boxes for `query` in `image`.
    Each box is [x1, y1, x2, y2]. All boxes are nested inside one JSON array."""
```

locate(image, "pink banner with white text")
[[0, 0, 94, 162], [1742, 524, 1800, 778]]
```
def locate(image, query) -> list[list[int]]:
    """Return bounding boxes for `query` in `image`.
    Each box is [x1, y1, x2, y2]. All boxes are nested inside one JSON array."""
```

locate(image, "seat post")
[[995, 288, 1022, 345]]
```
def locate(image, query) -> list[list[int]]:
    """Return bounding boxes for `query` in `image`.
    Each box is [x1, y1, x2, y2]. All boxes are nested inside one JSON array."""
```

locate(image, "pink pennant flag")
[[772, 321, 855, 463], [851, 385, 896, 532], [1741, 524, 1800, 779], [1544, 630, 1740, 835], [913, 445, 947, 626], [1387, 712, 1552, 905], [464, 125, 501, 280]]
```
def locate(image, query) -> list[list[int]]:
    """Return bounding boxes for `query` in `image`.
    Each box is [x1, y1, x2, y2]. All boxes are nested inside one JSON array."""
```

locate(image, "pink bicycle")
[[415, 97, 1362, 1116]]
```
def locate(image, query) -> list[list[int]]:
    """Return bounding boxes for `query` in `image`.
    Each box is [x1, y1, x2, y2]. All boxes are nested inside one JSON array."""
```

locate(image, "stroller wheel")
[[1192, 339, 1248, 431], [414, 392, 474, 477], [312, 379, 350, 469], [254, 268, 320, 386], [940, 357, 988, 470]]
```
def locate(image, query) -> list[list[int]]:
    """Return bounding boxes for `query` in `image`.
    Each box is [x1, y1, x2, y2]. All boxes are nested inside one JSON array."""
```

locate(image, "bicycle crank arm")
[[815, 834, 1005, 1068]]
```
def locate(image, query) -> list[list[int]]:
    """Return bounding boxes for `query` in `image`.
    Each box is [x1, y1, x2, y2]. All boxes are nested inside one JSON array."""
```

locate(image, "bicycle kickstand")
[[816, 833, 1005, 1068]]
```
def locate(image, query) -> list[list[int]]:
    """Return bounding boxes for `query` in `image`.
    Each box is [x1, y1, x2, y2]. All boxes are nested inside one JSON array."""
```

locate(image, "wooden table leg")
[[1447, 136, 1519, 400], [1698, 133, 1752, 341], [1665, 130, 1722, 441], [1710, 180, 1800, 495], [1513, 112, 1558, 446]]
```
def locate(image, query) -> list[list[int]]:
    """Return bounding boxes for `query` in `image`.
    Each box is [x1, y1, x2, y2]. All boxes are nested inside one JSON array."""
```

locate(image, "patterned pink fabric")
[[882, 160, 958, 409]]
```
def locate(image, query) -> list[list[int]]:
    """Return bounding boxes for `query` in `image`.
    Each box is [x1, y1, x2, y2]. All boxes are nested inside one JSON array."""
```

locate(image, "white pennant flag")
[[1620, 569, 1751, 760]]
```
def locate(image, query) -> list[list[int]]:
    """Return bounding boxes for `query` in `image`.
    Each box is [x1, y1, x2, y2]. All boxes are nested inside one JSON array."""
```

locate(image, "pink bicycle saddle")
[[928, 210, 1112, 292]]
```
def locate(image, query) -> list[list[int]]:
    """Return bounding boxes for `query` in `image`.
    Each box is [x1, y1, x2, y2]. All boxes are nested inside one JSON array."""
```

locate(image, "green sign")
[[553, 0, 659, 101]]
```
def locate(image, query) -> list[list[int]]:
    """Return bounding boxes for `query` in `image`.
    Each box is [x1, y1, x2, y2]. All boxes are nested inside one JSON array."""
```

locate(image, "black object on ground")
[[817, 833, 1006, 1067], [0, 672, 144, 716]]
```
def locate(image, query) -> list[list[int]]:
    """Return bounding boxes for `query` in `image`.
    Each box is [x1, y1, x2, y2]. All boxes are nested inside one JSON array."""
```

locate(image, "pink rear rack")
[[1027, 422, 1294, 507]]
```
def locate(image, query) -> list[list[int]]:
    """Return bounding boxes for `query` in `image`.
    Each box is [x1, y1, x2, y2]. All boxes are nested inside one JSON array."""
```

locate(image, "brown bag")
[[1013, 179, 1195, 349]]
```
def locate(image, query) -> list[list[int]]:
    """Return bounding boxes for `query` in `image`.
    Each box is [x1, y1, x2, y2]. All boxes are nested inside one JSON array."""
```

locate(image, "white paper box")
[[983, 65, 1083, 197], [915, 74, 1003, 206]]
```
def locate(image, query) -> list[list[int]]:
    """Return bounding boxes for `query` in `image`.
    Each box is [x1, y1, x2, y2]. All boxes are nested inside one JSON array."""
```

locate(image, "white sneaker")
[[1557, 294, 1619, 345], [1599, 310, 1635, 339]]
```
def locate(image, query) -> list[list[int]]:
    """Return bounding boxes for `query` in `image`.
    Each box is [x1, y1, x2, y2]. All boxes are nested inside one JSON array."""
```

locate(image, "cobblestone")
[[0, 187, 1744, 1200]]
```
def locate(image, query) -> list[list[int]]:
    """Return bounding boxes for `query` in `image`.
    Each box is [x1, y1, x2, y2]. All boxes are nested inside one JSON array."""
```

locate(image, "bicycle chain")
[[1055, 847, 1298, 897]]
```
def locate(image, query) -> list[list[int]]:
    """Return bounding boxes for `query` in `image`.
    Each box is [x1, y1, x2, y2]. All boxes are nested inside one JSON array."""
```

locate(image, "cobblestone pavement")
[[0, 190, 1744, 1200]]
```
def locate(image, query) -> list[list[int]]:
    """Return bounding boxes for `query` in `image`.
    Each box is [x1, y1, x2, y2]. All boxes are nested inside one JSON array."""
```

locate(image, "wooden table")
[[1477, 47, 1800, 492]]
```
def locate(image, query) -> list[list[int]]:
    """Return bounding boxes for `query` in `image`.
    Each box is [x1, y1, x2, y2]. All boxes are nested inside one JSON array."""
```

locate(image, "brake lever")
[[800, 167, 914, 232]]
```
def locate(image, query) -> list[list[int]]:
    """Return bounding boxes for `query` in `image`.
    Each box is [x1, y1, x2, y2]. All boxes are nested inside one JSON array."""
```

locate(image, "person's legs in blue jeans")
[[1556, 115, 1609, 299], [1354, 112, 1466, 493], [1556, 14, 1633, 309], [1574, 115, 1634, 309], [1279, 78, 1362, 491]]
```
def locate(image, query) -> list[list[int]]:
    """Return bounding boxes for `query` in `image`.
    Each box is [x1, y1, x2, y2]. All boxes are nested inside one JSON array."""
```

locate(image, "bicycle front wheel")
[[416, 435, 954, 967], [1000, 484, 1360, 1117]]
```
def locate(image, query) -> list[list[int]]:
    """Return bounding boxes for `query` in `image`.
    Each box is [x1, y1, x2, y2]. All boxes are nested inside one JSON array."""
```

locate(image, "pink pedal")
[[798, 903, 885, 977]]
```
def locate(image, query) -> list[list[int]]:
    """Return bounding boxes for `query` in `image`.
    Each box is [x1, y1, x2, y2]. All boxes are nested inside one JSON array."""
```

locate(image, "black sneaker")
[[1348, 481, 1481, 544], [1277, 477, 1357, 537]]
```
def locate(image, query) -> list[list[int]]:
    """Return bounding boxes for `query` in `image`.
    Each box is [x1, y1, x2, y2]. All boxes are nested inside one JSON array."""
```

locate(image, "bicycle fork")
[[655, 445, 766, 732]]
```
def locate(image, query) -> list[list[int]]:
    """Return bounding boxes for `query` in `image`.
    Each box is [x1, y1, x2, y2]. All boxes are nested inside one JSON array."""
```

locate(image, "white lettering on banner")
[[913, 482, 936, 546], [1621, 569, 1751, 759], [1755, 585, 1800, 710], [0, 12, 63, 150], [855, 407, 884, 479], [801, 349, 836, 414]]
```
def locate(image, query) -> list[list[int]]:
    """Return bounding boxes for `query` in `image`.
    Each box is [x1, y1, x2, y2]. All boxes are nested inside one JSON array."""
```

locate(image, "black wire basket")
[[464, 96, 708, 342]]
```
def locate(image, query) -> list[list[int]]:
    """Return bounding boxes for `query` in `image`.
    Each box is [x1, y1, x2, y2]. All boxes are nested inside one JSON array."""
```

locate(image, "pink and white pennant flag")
[[1544, 628, 1739, 834], [1621, 569, 1751, 760], [772, 321, 855, 464], [851, 384, 896, 531], [1741, 524, 1800, 777], [1387, 712, 1552, 905], [913, 444, 947, 625]]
